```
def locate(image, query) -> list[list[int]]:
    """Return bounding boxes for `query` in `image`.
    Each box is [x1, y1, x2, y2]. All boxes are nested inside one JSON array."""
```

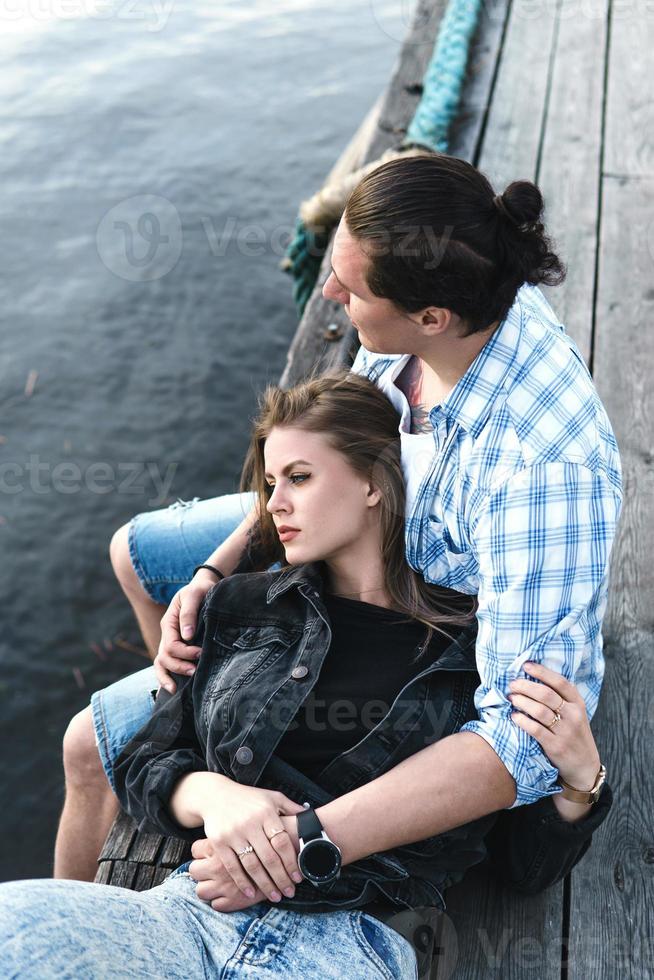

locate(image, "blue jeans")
[[0, 867, 418, 979], [91, 493, 257, 791]]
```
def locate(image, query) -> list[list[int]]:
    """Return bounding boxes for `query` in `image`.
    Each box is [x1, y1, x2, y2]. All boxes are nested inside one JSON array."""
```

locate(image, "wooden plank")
[[106, 860, 140, 890], [152, 866, 173, 888], [280, 0, 448, 389], [603, 0, 654, 177], [476, 0, 559, 188], [159, 835, 192, 868], [537, 0, 608, 361], [565, 174, 654, 979], [133, 864, 158, 892], [97, 810, 137, 863], [448, 0, 511, 164], [438, 865, 562, 979], [94, 861, 114, 885], [127, 828, 166, 864], [365, 0, 450, 161]]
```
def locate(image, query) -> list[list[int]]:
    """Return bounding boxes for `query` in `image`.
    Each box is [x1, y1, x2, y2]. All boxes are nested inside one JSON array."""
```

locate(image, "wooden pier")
[[97, 0, 654, 975]]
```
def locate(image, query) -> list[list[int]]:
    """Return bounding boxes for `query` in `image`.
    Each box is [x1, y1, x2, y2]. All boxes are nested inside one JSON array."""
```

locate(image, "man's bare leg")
[[54, 707, 120, 881], [108, 522, 168, 658], [54, 524, 166, 880]]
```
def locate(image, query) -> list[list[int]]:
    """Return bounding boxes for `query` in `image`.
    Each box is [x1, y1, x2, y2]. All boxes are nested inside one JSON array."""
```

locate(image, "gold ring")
[[547, 709, 562, 730], [555, 697, 565, 712], [267, 828, 286, 840], [237, 844, 254, 858]]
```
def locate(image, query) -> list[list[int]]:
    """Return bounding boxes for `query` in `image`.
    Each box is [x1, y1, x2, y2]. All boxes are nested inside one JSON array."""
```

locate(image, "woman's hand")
[[509, 661, 602, 821], [154, 570, 217, 693], [187, 779, 306, 904]]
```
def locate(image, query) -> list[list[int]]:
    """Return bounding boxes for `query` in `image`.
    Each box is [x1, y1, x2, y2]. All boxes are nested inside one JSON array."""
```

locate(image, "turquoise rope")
[[283, 0, 483, 316], [406, 0, 482, 152]]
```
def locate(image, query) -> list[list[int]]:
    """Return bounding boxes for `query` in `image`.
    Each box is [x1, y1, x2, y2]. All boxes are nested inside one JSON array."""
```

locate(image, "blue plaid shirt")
[[351, 285, 622, 807]]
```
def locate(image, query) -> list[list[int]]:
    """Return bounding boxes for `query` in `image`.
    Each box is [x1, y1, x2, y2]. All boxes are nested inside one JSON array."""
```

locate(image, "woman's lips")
[[278, 529, 300, 542]]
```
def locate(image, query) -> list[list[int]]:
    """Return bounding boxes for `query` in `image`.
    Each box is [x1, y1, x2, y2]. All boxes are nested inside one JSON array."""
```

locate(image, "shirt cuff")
[[459, 711, 561, 808]]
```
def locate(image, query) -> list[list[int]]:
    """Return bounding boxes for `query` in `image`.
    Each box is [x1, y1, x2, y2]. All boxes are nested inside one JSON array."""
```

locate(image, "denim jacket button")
[[235, 746, 254, 765], [291, 666, 309, 679]]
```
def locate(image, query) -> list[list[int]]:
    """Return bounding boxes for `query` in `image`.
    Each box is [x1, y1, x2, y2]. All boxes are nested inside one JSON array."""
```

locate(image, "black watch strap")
[[297, 807, 323, 841]]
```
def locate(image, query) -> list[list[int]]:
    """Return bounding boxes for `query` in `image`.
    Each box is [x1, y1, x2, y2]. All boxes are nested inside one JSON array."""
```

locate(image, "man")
[[55, 154, 621, 885]]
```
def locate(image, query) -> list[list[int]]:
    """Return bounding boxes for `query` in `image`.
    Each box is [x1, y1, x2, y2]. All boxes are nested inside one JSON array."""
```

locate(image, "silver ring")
[[237, 844, 254, 858]]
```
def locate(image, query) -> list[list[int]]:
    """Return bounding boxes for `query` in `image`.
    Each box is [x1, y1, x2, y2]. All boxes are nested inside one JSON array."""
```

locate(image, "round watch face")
[[299, 838, 342, 882]]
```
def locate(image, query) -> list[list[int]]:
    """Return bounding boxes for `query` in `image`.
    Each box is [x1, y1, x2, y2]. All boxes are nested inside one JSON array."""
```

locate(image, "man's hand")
[[154, 570, 218, 693]]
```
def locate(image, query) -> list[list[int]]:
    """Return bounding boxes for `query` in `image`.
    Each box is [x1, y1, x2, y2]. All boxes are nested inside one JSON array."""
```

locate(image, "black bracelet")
[[193, 563, 225, 581]]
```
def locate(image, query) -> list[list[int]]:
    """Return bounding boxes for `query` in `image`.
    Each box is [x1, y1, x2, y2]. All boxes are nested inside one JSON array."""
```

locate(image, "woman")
[[0, 372, 611, 979]]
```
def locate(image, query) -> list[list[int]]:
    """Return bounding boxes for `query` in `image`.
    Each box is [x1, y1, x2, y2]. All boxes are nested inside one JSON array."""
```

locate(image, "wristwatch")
[[297, 806, 342, 886], [557, 764, 607, 804]]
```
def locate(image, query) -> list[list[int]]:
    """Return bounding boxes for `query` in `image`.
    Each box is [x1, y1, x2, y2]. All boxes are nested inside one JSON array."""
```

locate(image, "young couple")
[[1, 154, 621, 979]]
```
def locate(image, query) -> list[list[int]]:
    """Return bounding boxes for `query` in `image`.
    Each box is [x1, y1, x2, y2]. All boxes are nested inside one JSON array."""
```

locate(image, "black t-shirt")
[[275, 593, 451, 780]]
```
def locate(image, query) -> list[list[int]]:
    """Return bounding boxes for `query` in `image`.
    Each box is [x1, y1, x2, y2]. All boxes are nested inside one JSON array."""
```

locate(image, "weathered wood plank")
[[438, 865, 562, 979], [152, 866, 174, 888], [97, 809, 137, 863], [565, 174, 654, 979], [127, 828, 166, 864], [94, 860, 114, 885], [365, 0, 450, 161], [476, 0, 559, 188], [448, 0, 511, 164], [603, 0, 654, 177], [106, 860, 140, 890], [159, 835, 192, 868], [133, 864, 158, 892], [537, 0, 608, 361]]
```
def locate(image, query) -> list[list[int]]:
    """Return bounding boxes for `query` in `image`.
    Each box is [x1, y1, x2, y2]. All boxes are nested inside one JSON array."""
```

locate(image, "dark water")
[[0, 0, 406, 880]]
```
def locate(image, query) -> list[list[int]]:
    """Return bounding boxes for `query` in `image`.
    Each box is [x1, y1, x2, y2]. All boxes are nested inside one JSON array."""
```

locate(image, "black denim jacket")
[[113, 561, 612, 913]]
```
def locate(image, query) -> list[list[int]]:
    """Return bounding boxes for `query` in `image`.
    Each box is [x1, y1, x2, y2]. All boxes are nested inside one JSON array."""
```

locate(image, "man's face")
[[322, 218, 424, 356]]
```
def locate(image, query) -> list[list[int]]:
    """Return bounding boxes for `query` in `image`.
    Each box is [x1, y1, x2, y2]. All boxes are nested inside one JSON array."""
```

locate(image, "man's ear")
[[419, 307, 453, 337]]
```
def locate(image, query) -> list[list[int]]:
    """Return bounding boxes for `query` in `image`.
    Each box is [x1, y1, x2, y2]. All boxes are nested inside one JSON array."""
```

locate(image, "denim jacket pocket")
[[205, 625, 297, 700]]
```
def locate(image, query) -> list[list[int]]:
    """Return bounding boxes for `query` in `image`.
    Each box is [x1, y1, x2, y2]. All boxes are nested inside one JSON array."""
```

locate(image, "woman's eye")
[[290, 474, 309, 484]]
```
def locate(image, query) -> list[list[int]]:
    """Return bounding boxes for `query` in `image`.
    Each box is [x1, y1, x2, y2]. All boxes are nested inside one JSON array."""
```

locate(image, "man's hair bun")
[[500, 181, 544, 228]]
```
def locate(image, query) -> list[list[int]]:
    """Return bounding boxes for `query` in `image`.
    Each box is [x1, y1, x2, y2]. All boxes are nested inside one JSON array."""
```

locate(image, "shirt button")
[[291, 666, 309, 679], [235, 746, 253, 765]]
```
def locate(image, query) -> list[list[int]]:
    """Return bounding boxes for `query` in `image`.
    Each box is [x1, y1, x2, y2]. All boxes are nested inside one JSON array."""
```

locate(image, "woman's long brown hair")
[[240, 369, 476, 660]]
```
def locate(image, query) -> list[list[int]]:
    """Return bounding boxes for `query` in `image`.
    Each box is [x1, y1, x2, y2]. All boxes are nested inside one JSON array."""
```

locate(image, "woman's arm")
[[112, 597, 305, 905]]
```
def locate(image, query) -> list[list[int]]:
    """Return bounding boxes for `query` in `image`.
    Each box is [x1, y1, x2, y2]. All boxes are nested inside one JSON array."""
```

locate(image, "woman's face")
[[263, 426, 381, 566]]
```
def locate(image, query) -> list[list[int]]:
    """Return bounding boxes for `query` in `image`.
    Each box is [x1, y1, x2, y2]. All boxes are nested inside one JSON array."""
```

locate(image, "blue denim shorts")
[[91, 492, 256, 790]]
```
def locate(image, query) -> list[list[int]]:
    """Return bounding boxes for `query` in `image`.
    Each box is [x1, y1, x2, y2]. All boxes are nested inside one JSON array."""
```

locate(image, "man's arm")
[[157, 507, 260, 689], [279, 731, 516, 864], [458, 462, 621, 807]]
